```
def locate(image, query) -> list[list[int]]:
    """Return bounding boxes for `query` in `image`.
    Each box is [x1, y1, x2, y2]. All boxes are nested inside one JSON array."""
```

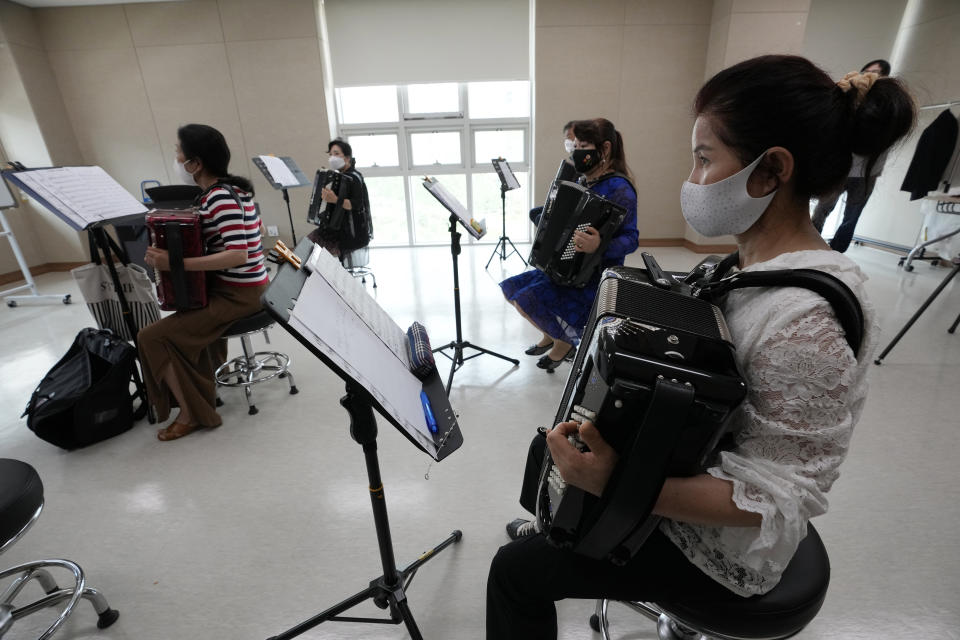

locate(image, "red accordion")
[[145, 210, 207, 311]]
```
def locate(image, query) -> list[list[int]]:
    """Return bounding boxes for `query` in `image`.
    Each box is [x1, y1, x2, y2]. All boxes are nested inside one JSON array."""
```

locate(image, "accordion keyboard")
[[546, 404, 598, 499], [561, 223, 591, 261]]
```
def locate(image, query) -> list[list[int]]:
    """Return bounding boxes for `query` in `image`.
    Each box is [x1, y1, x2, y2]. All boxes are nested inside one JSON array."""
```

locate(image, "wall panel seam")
[[123, 5, 166, 182]]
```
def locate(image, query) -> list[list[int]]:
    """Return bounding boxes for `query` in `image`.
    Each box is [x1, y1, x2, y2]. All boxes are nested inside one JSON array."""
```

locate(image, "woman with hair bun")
[[140, 123, 268, 441], [500, 117, 639, 373], [487, 55, 915, 639]]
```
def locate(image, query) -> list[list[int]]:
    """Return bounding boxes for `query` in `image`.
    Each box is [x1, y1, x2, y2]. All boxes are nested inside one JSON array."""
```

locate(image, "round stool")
[[215, 310, 298, 415], [591, 524, 830, 640], [0, 459, 119, 639]]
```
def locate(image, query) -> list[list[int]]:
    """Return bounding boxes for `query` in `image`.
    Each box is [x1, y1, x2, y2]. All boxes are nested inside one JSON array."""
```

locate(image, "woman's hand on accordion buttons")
[[320, 187, 338, 204], [546, 420, 619, 497], [145, 247, 170, 271], [573, 227, 601, 254]]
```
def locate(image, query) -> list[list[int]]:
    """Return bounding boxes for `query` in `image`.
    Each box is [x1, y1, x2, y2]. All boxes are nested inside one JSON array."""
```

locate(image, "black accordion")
[[536, 258, 747, 564], [307, 169, 355, 233], [528, 180, 626, 288]]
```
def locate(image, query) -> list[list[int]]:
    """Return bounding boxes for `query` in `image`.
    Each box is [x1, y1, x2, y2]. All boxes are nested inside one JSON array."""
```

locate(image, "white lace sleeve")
[[707, 301, 861, 575]]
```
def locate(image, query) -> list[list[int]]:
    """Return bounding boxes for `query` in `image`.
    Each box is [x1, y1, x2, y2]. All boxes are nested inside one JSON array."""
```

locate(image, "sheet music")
[[422, 177, 486, 239], [258, 155, 299, 187], [12, 166, 147, 228], [288, 265, 435, 455], [493, 159, 521, 190], [306, 246, 412, 365]]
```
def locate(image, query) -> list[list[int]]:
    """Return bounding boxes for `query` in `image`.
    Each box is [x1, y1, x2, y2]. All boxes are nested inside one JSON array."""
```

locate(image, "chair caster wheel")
[[874, 358, 883, 365], [373, 595, 389, 610], [63, 294, 72, 304], [904, 264, 914, 272], [216, 397, 224, 407], [7, 300, 16, 307], [278, 372, 286, 378], [589, 614, 600, 632], [931, 259, 940, 267], [97, 608, 120, 629], [289, 385, 299, 395], [248, 406, 259, 415]]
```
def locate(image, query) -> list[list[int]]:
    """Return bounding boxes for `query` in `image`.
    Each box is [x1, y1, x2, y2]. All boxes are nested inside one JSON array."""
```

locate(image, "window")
[[468, 81, 530, 119], [336, 86, 399, 124], [347, 134, 400, 168], [335, 81, 531, 246]]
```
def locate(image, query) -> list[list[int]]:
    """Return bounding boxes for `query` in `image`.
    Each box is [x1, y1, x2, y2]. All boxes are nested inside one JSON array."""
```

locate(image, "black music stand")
[[422, 178, 519, 394], [262, 239, 463, 640], [486, 157, 526, 269], [3, 165, 153, 422], [252, 155, 311, 244], [874, 252, 960, 365]]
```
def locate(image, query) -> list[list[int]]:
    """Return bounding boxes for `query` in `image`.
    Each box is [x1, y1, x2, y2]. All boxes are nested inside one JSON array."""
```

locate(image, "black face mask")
[[572, 148, 601, 173]]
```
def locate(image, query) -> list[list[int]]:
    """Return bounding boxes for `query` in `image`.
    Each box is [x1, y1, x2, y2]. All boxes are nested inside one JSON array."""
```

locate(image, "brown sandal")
[[157, 421, 198, 441]]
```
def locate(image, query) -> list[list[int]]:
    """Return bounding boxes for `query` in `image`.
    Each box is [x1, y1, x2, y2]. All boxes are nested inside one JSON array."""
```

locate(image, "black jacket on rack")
[[901, 108, 959, 200]]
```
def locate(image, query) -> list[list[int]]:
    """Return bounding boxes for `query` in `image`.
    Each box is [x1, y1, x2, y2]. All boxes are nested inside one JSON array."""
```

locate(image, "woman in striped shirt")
[[140, 124, 268, 441]]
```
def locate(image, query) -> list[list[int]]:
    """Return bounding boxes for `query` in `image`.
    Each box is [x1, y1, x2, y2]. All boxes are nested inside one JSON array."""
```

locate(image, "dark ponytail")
[[177, 123, 254, 194], [693, 55, 915, 200], [572, 118, 633, 181]]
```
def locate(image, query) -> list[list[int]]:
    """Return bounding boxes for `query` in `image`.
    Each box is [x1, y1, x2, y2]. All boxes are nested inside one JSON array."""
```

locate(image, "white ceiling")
[[15, 0, 179, 7]]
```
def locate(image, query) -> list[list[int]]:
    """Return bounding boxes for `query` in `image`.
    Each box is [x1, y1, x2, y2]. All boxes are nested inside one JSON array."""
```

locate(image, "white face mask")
[[173, 158, 196, 185], [328, 155, 346, 171], [563, 138, 576, 154], [680, 153, 777, 237]]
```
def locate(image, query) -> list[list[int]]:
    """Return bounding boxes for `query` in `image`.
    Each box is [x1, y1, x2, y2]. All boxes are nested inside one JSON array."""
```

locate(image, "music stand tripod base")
[[485, 183, 527, 269], [265, 383, 462, 640]]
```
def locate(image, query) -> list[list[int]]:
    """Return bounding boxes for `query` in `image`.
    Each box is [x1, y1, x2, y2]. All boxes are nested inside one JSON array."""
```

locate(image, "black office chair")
[[590, 524, 830, 640], [0, 459, 118, 639]]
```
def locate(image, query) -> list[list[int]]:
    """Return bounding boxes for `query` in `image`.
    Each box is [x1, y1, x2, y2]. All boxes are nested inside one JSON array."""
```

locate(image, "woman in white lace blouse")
[[487, 55, 916, 640]]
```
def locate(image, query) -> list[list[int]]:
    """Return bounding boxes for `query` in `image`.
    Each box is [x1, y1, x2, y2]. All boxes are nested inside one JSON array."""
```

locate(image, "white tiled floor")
[[1, 242, 958, 639]]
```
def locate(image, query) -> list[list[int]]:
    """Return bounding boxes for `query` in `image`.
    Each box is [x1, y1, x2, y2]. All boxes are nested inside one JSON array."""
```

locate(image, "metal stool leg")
[[240, 334, 258, 415]]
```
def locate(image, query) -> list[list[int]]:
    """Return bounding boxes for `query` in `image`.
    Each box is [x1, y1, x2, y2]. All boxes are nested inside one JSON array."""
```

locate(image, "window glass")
[[468, 81, 530, 119], [412, 174, 467, 244], [337, 86, 399, 124], [474, 129, 525, 165], [471, 171, 530, 243], [364, 176, 409, 246], [347, 134, 399, 168], [407, 83, 460, 114], [410, 131, 461, 166]]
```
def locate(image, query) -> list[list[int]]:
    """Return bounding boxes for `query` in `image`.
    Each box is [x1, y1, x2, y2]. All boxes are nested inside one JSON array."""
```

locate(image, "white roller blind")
[[323, 0, 530, 86]]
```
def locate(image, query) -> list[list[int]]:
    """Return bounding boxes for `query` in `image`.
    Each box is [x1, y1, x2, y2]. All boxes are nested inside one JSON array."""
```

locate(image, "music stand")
[[261, 239, 463, 640], [252, 155, 311, 245], [422, 177, 520, 393], [3, 165, 153, 421], [485, 157, 526, 269], [0, 170, 71, 307]]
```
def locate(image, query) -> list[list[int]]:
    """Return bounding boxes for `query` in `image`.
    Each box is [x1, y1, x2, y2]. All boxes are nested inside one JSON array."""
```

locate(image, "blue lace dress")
[[500, 174, 638, 345]]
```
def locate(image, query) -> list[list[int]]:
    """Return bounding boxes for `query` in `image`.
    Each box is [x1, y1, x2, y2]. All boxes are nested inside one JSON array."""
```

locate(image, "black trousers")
[[486, 435, 743, 639]]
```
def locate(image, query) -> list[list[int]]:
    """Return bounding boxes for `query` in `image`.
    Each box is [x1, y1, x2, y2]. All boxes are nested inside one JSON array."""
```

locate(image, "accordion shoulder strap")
[[699, 252, 865, 357]]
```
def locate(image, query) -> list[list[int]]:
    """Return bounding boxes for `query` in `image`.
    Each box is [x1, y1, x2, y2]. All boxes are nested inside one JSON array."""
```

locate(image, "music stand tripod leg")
[[875, 258, 960, 365], [264, 383, 462, 640]]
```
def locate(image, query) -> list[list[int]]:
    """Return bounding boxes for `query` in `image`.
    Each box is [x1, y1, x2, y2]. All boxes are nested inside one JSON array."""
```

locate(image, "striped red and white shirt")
[[199, 185, 268, 286]]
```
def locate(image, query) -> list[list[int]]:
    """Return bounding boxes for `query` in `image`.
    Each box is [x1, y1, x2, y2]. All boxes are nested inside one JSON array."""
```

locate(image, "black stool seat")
[[0, 459, 43, 545], [223, 310, 273, 337], [657, 525, 830, 639]]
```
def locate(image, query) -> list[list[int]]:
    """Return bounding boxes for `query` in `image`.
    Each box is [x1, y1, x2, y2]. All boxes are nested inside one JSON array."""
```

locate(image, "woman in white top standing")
[[486, 54, 915, 639]]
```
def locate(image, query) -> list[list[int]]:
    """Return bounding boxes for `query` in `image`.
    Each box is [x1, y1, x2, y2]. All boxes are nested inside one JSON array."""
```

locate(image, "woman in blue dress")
[[500, 118, 639, 372]]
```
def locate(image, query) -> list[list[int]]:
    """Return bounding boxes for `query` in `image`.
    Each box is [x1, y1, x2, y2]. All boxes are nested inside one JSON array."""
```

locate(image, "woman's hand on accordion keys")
[[573, 226, 601, 254], [546, 420, 619, 497], [145, 247, 170, 271]]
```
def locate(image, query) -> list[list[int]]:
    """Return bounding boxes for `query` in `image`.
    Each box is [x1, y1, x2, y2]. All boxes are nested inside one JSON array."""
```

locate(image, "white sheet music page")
[[14, 166, 146, 228], [422, 177, 486, 240], [258, 155, 299, 187], [289, 248, 435, 455]]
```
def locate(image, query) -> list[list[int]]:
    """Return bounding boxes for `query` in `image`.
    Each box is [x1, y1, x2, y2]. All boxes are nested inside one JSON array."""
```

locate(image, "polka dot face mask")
[[680, 153, 777, 237]]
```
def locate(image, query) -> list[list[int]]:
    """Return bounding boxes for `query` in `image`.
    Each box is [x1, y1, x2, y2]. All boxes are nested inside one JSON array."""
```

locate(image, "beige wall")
[[534, 0, 713, 242], [802, 0, 906, 80], [0, 0, 86, 274], [849, 0, 960, 248]]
